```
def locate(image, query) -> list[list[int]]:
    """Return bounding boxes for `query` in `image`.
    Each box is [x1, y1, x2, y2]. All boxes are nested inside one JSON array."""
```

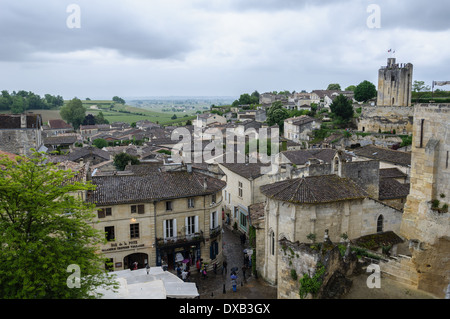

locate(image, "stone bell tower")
[[377, 58, 413, 107]]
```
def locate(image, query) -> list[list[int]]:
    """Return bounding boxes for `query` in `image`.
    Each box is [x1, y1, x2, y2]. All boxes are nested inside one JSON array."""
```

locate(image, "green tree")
[[0, 151, 117, 298], [267, 101, 289, 131], [345, 85, 357, 92], [92, 138, 108, 149], [412, 80, 430, 93], [171, 114, 177, 120], [327, 83, 341, 91], [10, 96, 26, 114], [94, 111, 109, 124], [354, 80, 377, 102], [113, 152, 140, 171], [60, 98, 86, 130], [112, 96, 125, 104], [330, 94, 354, 122]]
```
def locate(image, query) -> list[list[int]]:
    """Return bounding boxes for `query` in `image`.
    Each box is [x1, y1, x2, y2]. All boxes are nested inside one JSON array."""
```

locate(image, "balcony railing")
[[209, 225, 222, 239], [156, 231, 204, 249]]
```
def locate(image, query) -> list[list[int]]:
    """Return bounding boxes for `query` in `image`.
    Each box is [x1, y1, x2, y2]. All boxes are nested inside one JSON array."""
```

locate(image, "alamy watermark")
[[66, 4, 81, 29], [67, 264, 81, 288], [366, 264, 381, 289], [170, 125, 281, 175], [367, 4, 381, 29]]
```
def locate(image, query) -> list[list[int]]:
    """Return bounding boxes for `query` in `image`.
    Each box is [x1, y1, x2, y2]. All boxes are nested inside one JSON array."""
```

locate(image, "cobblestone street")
[[188, 226, 277, 299]]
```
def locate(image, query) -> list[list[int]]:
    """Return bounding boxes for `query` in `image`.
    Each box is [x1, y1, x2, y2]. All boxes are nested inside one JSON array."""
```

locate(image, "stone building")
[[284, 115, 321, 146], [257, 151, 404, 285], [400, 103, 450, 298], [86, 169, 226, 272], [377, 58, 413, 107], [357, 58, 414, 134], [0, 113, 43, 156]]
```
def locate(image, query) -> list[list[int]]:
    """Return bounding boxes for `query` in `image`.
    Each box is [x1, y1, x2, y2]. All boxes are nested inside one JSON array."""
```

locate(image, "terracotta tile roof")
[[67, 146, 110, 162], [379, 168, 407, 179], [353, 145, 411, 166], [260, 174, 367, 204], [48, 119, 72, 129], [282, 149, 352, 165], [379, 178, 410, 200], [86, 171, 226, 206]]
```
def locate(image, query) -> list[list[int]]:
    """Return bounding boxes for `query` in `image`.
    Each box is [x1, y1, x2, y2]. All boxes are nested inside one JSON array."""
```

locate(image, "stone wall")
[[400, 103, 450, 298], [277, 239, 358, 299], [0, 128, 43, 156], [357, 106, 414, 134]]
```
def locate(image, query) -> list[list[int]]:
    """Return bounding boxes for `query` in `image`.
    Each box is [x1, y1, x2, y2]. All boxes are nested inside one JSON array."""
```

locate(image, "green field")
[[30, 100, 197, 126]]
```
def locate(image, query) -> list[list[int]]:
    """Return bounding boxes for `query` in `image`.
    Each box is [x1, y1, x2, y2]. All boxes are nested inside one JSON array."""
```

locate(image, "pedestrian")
[[242, 266, 247, 282], [132, 261, 138, 270], [145, 263, 150, 275], [222, 260, 227, 275], [196, 259, 201, 274], [243, 253, 248, 267], [230, 272, 238, 292], [176, 264, 182, 278], [181, 269, 189, 282], [201, 264, 207, 279], [213, 262, 217, 275]]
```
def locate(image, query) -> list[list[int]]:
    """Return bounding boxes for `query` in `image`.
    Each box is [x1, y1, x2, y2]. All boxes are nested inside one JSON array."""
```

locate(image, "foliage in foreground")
[[0, 151, 117, 298]]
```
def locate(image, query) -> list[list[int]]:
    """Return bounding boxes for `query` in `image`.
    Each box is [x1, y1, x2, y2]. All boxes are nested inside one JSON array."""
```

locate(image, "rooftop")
[[352, 145, 411, 167], [87, 170, 226, 206], [260, 174, 367, 204]]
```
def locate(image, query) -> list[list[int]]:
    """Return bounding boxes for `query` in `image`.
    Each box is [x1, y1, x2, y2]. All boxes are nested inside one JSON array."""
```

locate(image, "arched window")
[[377, 215, 384, 233], [334, 157, 339, 173]]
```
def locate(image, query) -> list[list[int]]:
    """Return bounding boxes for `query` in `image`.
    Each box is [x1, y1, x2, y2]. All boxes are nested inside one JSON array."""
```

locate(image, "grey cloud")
[[0, 1, 194, 62]]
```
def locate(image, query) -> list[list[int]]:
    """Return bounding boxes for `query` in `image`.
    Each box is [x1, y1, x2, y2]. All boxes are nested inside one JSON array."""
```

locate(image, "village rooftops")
[[285, 115, 316, 126], [352, 145, 411, 167], [48, 119, 73, 130], [86, 170, 226, 206], [260, 174, 367, 204], [282, 149, 353, 166], [378, 179, 410, 200], [219, 160, 272, 180], [67, 146, 110, 162]]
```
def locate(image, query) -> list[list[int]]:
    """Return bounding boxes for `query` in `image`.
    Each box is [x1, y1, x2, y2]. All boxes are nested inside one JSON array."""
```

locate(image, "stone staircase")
[[380, 254, 419, 288]]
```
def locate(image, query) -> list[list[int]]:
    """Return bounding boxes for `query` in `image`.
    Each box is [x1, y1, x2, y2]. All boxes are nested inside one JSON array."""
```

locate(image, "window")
[[420, 119, 424, 148], [211, 194, 216, 204], [98, 207, 112, 218], [166, 201, 173, 211], [240, 211, 247, 229], [187, 198, 195, 208], [377, 215, 384, 233], [238, 181, 243, 198], [210, 240, 219, 260], [271, 231, 275, 256], [210, 211, 218, 230], [186, 216, 196, 235], [130, 223, 140, 239], [164, 219, 176, 239], [131, 204, 145, 214], [105, 226, 115, 241]]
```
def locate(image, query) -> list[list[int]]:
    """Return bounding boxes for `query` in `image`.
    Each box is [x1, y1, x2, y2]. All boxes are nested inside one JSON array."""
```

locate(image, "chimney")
[[203, 177, 208, 191]]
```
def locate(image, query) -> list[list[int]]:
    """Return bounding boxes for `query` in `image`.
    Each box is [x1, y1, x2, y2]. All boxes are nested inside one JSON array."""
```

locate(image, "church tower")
[[377, 58, 413, 107]]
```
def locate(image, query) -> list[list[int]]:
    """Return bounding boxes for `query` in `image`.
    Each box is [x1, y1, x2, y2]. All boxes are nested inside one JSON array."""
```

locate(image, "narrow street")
[[188, 226, 277, 299]]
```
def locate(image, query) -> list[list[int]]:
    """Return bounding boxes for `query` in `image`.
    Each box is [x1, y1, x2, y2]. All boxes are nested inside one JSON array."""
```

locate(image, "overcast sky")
[[1, 0, 449, 100]]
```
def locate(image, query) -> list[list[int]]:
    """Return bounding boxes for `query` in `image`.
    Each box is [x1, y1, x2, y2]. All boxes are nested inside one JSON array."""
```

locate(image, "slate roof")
[[378, 178, 410, 200], [285, 115, 316, 126], [260, 174, 367, 204], [353, 145, 411, 166], [86, 171, 226, 206]]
